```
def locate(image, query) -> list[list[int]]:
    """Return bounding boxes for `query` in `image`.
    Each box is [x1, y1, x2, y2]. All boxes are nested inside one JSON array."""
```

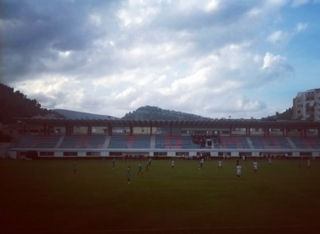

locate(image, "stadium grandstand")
[[11, 118, 320, 159]]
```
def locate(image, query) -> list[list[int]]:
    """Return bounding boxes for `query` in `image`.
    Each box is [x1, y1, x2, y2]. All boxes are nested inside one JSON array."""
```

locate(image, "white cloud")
[[2, 0, 302, 119], [267, 30, 289, 44], [291, 0, 310, 7], [262, 52, 286, 69], [204, 0, 221, 12], [295, 22, 308, 32]]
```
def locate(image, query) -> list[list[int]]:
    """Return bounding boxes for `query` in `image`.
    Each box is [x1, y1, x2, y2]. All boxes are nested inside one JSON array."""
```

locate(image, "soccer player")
[[307, 159, 310, 168], [269, 157, 272, 166], [218, 160, 222, 169], [172, 160, 175, 169], [127, 166, 131, 184], [148, 158, 152, 167], [253, 160, 258, 173], [73, 160, 77, 174], [236, 164, 242, 178], [138, 162, 143, 175], [199, 158, 204, 169], [113, 158, 116, 169], [146, 160, 150, 172]]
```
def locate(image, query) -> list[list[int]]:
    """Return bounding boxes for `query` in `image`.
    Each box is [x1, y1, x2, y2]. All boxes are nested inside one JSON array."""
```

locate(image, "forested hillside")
[[122, 106, 212, 120], [0, 83, 64, 124]]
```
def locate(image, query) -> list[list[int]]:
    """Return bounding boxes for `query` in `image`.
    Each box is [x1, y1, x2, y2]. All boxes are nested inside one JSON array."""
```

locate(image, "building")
[[10, 118, 320, 159], [293, 88, 320, 121]]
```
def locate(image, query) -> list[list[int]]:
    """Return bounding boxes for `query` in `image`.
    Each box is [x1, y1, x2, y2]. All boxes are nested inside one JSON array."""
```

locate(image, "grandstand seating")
[[220, 137, 250, 149], [13, 134, 320, 153], [290, 137, 320, 149], [59, 135, 106, 148], [15, 135, 61, 148], [108, 136, 151, 149], [155, 135, 195, 149], [250, 137, 292, 149]]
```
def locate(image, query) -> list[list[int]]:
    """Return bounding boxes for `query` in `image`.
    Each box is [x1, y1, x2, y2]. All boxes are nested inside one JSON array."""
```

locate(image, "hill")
[[122, 106, 212, 120], [53, 109, 119, 120], [0, 83, 64, 124]]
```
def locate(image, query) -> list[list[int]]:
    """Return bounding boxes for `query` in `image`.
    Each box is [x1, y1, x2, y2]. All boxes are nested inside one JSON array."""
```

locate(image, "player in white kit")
[[236, 165, 242, 178], [253, 160, 258, 173], [171, 160, 175, 169], [269, 158, 272, 165], [199, 158, 204, 169], [218, 160, 222, 169]]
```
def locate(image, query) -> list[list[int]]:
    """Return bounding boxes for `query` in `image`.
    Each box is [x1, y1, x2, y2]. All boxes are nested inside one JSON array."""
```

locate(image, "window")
[[63, 152, 77, 156]]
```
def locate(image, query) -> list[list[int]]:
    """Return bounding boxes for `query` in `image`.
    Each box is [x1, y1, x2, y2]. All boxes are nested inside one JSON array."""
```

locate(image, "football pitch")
[[1, 159, 320, 234]]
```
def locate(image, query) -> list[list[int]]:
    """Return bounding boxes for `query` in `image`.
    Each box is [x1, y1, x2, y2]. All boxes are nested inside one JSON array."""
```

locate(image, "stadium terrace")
[[11, 118, 320, 159]]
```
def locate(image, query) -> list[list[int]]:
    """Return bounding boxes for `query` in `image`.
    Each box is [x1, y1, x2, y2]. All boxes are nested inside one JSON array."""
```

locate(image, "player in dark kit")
[[127, 166, 131, 184], [73, 160, 77, 174], [113, 158, 116, 169], [145, 160, 150, 172]]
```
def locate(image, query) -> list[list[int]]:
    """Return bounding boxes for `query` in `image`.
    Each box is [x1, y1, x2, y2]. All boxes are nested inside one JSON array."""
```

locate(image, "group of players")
[[125, 158, 259, 184], [129, 157, 311, 183], [73, 157, 311, 183]]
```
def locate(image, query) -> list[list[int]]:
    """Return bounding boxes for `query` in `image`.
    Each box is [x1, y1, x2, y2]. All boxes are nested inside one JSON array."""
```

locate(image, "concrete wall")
[[0, 143, 11, 159]]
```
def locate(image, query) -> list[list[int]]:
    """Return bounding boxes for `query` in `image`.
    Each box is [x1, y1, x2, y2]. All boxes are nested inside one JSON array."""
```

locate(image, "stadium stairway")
[[150, 136, 156, 149]]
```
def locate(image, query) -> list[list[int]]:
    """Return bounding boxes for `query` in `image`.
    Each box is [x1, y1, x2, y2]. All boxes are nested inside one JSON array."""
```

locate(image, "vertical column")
[[43, 123, 47, 135], [130, 125, 133, 136], [246, 127, 251, 137], [150, 122, 153, 136], [65, 124, 69, 135], [87, 125, 90, 135], [108, 124, 112, 136]]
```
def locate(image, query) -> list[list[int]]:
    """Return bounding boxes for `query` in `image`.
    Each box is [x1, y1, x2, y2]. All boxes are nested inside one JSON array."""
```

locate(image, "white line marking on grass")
[[11, 224, 320, 233], [256, 177, 320, 204]]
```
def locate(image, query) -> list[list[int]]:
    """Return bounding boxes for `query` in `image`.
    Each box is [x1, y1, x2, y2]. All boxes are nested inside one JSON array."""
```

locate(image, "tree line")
[[0, 83, 65, 124]]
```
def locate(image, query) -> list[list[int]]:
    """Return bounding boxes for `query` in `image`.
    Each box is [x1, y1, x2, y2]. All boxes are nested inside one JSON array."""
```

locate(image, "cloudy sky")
[[1, 0, 319, 119]]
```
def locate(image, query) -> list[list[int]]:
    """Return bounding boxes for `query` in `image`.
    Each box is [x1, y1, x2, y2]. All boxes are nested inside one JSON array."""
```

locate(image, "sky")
[[1, 0, 320, 119]]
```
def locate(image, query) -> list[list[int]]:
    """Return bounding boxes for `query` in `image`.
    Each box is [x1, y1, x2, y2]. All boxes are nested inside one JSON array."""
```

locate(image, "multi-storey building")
[[293, 88, 320, 121]]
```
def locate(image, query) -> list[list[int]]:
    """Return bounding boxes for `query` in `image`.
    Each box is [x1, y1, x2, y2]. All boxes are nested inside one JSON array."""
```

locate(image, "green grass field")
[[1, 159, 320, 234]]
